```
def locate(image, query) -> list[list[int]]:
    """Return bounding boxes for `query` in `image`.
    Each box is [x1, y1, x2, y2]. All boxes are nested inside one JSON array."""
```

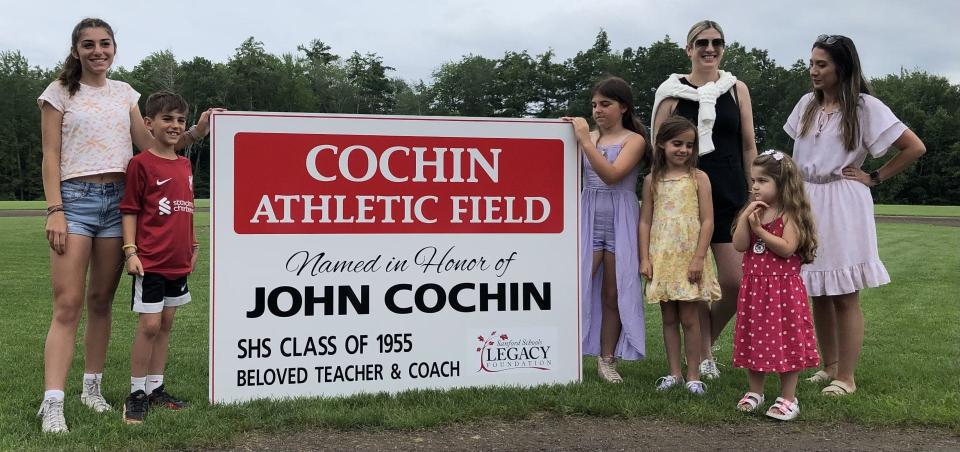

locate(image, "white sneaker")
[[81, 379, 112, 413], [655, 375, 683, 392], [597, 356, 623, 383], [686, 380, 707, 395], [38, 398, 68, 433], [699, 358, 721, 380]]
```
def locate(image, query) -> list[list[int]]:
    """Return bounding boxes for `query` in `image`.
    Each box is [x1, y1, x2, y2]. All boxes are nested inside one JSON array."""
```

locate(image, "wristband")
[[45, 206, 65, 216], [124, 252, 138, 262], [869, 170, 881, 185], [122, 244, 138, 251], [187, 125, 200, 142]]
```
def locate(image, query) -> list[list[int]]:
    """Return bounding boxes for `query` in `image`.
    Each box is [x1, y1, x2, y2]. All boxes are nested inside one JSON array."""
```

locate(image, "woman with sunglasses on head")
[[783, 35, 924, 397], [651, 20, 758, 381]]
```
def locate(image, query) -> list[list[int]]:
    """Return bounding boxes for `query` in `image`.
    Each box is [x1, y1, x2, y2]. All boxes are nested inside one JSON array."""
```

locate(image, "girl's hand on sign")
[[561, 117, 591, 142]]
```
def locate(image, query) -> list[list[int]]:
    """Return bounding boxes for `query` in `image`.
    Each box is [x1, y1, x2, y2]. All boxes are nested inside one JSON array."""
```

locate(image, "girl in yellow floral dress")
[[639, 116, 722, 394]]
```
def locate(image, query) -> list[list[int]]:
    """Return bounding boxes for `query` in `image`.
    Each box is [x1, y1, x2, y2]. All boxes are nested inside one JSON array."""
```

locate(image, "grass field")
[[1, 214, 958, 450], [1, 201, 957, 216]]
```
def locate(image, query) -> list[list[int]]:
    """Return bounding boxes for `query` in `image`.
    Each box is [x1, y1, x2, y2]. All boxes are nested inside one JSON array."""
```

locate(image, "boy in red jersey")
[[119, 91, 210, 424]]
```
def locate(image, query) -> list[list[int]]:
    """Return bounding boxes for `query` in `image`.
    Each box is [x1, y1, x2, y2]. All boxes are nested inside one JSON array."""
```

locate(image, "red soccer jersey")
[[120, 150, 196, 279]]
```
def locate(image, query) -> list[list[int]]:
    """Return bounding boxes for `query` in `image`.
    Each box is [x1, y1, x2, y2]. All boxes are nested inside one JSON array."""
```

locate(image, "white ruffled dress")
[[784, 93, 907, 296]]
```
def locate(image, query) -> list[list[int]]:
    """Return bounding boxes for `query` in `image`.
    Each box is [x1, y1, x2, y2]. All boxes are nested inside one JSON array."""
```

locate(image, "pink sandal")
[[736, 392, 764, 412], [765, 397, 800, 421]]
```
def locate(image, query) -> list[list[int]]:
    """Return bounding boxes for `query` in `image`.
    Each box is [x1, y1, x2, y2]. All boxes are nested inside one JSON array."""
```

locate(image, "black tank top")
[[674, 77, 747, 217]]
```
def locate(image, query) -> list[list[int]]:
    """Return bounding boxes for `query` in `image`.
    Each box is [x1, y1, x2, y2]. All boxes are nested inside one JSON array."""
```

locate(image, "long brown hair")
[[733, 151, 818, 263], [649, 116, 698, 198], [58, 18, 115, 97], [798, 35, 870, 151], [591, 76, 652, 168]]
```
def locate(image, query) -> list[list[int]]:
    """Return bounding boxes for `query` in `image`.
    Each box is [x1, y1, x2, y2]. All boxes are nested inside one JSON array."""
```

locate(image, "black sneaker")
[[148, 384, 190, 410], [123, 390, 148, 424]]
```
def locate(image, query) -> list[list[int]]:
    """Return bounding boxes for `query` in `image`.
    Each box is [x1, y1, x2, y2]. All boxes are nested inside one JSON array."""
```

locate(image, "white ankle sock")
[[130, 376, 146, 394], [146, 375, 164, 394], [44, 390, 65, 401], [83, 372, 103, 384]]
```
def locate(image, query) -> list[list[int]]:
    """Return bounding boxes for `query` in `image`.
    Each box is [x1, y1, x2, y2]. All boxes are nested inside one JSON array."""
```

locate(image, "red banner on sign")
[[233, 133, 564, 234]]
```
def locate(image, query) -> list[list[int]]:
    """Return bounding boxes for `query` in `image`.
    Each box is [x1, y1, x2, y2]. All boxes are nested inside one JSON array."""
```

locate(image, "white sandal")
[[737, 392, 764, 412], [765, 397, 800, 421]]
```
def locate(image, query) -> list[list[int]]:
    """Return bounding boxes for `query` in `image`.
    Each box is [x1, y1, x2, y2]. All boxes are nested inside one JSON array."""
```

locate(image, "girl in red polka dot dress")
[[731, 150, 819, 421]]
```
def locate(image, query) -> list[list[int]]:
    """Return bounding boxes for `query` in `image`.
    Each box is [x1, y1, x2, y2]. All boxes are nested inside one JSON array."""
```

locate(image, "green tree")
[[429, 55, 498, 116], [0, 51, 50, 199]]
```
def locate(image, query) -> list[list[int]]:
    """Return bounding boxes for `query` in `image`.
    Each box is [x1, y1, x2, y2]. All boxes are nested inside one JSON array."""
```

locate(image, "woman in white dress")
[[783, 35, 925, 396]]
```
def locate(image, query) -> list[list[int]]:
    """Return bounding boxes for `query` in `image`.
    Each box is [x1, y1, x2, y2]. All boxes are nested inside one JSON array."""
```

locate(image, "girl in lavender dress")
[[563, 77, 650, 383], [784, 35, 926, 396]]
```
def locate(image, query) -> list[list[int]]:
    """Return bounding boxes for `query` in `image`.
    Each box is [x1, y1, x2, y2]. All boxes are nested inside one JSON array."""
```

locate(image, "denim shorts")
[[61, 179, 124, 238]]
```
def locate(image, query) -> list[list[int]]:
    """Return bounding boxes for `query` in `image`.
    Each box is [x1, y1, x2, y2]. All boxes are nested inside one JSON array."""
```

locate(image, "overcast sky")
[[2, 0, 956, 84]]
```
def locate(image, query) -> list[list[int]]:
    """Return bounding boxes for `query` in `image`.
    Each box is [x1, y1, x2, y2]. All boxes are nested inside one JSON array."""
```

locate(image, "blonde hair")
[[686, 20, 725, 47], [650, 116, 698, 198], [732, 151, 818, 264]]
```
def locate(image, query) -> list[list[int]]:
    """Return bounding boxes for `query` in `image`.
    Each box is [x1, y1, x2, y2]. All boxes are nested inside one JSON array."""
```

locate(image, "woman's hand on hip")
[[842, 166, 875, 187]]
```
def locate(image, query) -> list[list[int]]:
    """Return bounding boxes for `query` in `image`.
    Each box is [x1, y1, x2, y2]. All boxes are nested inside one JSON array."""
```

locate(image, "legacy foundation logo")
[[475, 330, 553, 372]]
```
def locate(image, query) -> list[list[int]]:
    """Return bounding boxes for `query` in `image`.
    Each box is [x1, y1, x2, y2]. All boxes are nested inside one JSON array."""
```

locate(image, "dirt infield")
[[218, 413, 960, 451]]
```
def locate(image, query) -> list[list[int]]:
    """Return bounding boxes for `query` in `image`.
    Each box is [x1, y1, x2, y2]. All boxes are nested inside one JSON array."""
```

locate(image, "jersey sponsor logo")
[[159, 197, 172, 215], [157, 178, 173, 186]]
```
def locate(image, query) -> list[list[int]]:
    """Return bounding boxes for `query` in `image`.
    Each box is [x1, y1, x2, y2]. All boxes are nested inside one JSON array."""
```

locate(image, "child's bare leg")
[[83, 237, 122, 374], [678, 301, 701, 381], [748, 370, 766, 394], [660, 302, 682, 378], [599, 252, 621, 357], [131, 313, 162, 379], [779, 370, 800, 401], [44, 235, 92, 391], [147, 307, 177, 375]]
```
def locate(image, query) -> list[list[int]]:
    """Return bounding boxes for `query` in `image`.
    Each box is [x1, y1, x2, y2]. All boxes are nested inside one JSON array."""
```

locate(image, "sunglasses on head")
[[694, 38, 725, 49], [816, 34, 844, 45]]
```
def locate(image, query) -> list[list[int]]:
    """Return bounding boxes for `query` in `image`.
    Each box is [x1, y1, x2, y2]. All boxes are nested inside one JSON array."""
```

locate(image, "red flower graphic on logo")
[[473, 330, 549, 373]]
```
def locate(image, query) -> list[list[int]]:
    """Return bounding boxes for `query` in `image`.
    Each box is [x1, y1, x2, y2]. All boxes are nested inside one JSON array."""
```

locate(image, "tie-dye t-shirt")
[[38, 79, 140, 180]]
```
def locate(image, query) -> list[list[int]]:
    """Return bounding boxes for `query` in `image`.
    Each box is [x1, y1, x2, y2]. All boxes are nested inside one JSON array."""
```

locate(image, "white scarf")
[[650, 70, 738, 156]]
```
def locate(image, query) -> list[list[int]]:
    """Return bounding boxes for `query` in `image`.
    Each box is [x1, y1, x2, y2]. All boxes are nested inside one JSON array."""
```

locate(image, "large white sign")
[[210, 112, 581, 404]]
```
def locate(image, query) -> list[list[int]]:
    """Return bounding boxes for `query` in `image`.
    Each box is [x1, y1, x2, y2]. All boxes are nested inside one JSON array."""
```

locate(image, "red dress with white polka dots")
[[733, 216, 820, 373]]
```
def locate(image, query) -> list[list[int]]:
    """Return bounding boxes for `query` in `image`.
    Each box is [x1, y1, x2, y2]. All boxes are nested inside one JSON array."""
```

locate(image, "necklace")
[[815, 107, 836, 138], [752, 208, 783, 254]]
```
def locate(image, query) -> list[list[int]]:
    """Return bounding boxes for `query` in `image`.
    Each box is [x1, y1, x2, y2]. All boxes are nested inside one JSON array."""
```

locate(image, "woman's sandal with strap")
[[736, 392, 764, 412], [805, 370, 832, 384], [822, 380, 856, 396], [765, 397, 800, 421]]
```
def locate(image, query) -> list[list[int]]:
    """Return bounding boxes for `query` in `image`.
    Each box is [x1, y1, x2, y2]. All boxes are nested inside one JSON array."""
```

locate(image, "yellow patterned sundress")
[[645, 172, 722, 303]]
